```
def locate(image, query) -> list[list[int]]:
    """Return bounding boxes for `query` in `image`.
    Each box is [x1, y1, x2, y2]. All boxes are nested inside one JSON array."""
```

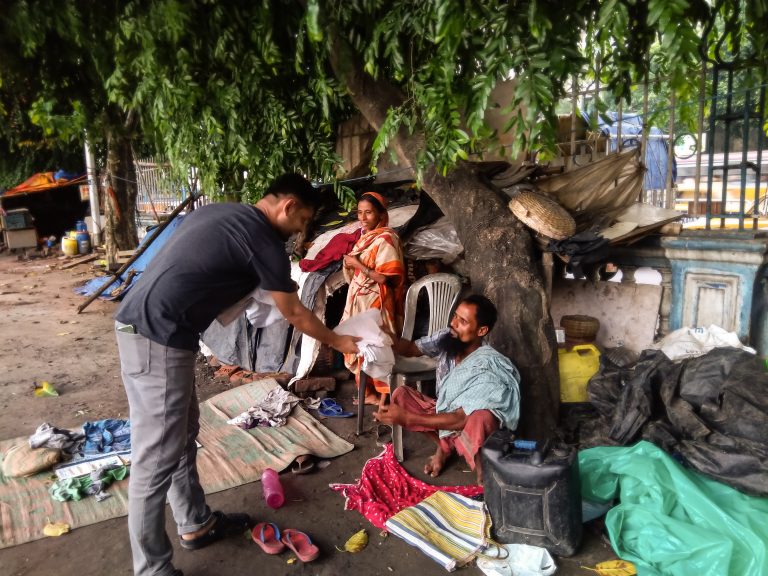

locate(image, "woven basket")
[[560, 314, 600, 340], [508, 191, 575, 240]]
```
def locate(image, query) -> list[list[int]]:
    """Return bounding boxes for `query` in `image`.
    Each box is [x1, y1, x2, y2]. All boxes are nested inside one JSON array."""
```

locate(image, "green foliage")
[[108, 0, 352, 199], [2, 0, 766, 199], [308, 0, 766, 177], [330, 0, 593, 175], [333, 182, 357, 211]]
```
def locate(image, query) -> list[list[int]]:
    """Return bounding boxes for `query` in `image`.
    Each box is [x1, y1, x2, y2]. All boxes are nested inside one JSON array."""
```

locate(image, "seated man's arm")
[[392, 337, 423, 357], [393, 327, 450, 358], [374, 403, 467, 431], [270, 290, 359, 355]]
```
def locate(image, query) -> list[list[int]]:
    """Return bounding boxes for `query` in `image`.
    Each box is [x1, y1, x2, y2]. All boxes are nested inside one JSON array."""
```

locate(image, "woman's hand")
[[343, 254, 362, 270]]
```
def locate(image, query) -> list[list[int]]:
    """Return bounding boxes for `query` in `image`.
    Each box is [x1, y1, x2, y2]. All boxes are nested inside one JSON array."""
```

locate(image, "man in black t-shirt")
[[115, 174, 359, 576]]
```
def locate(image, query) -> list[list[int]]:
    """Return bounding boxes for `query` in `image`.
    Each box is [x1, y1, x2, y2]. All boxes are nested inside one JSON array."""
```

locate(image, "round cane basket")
[[560, 314, 600, 341], [508, 191, 576, 240]]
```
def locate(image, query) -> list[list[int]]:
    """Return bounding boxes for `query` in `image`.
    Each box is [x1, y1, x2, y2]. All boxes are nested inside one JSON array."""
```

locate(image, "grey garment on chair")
[[116, 325, 211, 576], [255, 319, 291, 372], [201, 309, 291, 373], [282, 263, 341, 374], [201, 315, 252, 368]]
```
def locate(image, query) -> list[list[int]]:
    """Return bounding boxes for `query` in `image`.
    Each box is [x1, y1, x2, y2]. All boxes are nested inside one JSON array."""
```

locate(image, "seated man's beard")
[[439, 331, 470, 356]]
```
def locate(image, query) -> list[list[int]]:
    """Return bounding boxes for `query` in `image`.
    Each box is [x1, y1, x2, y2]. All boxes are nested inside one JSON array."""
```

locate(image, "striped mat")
[[385, 491, 492, 572]]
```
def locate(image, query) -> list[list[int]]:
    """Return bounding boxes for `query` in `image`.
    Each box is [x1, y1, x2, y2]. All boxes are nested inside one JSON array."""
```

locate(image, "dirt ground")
[[0, 250, 617, 576]]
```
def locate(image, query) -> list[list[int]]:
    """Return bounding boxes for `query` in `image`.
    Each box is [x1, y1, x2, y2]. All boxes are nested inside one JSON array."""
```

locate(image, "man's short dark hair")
[[460, 294, 498, 332], [265, 173, 320, 211]]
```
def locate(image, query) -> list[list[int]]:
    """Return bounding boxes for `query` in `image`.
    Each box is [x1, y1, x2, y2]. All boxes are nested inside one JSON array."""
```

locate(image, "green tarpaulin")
[[580, 441, 768, 576]]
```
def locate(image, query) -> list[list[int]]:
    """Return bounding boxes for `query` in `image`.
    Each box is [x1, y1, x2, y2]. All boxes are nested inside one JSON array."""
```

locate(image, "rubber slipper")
[[251, 522, 285, 554], [291, 455, 316, 475], [281, 528, 320, 562], [316, 398, 354, 418], [179, 511, 251, 551]]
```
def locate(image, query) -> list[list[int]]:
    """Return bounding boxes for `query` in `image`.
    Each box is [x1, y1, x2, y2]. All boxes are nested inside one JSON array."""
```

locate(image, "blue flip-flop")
[[316, 398, 355, 418]]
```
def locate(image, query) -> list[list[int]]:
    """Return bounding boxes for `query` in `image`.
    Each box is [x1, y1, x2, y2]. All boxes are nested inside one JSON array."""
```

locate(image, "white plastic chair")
[[356, 274, 463, 439], [380, 273, 462, 460]]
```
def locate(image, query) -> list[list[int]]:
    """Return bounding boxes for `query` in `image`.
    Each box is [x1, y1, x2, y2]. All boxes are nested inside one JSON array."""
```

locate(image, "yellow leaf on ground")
[[34, 381, 59, 397], [336, 529, 368, 553], [43, 521, 70, 537], [581, 560, 637, 576]]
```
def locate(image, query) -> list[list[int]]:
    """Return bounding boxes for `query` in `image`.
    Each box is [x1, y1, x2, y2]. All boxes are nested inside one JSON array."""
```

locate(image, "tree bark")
[[104, 131, 139, 264], [421, 167, 560, 440], [330, 34, 560, 440]]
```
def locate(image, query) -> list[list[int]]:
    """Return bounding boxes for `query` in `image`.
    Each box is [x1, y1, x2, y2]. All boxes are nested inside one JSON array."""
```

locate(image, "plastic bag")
[[649, 324, 755, 361], [477, 543, 557, 576], [405, 217, 464, 263], [580, 441, 768, 576], [586, 348, 768, 495]]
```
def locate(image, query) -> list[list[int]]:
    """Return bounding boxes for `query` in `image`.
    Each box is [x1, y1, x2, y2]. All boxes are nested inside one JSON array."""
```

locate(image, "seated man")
[[373, 294, 520, 484]]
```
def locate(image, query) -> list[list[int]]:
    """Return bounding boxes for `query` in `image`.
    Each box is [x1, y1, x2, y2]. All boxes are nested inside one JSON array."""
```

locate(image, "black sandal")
[[375, 423, 393, 447], [291, 454, 316, 475], [179, 511, 251, 551]]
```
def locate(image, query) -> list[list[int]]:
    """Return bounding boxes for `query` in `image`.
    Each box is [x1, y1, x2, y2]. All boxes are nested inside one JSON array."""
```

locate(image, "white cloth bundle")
[[333, 309, 394, 380]]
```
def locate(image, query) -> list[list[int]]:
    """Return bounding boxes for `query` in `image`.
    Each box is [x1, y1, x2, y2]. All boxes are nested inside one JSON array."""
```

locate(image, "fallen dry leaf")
[[582, 560, 637, 576]]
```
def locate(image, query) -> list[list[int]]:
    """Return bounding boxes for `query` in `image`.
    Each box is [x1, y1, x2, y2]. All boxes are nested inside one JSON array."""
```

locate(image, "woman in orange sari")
[[341, 192, 406, 406]]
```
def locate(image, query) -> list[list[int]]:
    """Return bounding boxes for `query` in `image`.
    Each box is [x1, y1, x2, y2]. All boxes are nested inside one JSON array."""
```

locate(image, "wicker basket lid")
[[560, 314, 600, 340], [508, 191, 575, 240]]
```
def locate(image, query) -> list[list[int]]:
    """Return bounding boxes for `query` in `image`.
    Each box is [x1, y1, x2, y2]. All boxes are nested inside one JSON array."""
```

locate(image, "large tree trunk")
[[421, 168, 560, 440], [330, 35, 560, 440], [104, 131, 139, 263]]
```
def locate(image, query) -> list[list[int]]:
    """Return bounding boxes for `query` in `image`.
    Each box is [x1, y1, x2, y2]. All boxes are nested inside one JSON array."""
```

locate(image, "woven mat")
[[0, 379, 353, 549]]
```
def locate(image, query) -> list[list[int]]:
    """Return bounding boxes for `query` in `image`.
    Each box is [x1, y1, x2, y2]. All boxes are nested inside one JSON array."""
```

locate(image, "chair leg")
[[391, 373, 404, 461], [356, 371, 367, 435], [393, 423, 404, 462]]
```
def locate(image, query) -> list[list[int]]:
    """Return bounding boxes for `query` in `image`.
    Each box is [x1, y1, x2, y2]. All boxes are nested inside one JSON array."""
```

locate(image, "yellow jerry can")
[[558, 344, 601, 403]]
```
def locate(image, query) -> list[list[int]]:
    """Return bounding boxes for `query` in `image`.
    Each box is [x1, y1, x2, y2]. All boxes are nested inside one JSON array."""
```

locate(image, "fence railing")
[[133, 156, 209, 237], [555, 65, 768, 225]]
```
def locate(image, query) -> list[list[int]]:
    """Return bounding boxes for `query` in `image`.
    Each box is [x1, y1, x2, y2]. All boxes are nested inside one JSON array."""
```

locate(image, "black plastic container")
[[481, 430, 582, 556]]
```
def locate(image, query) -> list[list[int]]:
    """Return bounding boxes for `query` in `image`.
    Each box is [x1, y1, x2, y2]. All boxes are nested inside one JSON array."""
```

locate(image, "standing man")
[[374, 295, 520, 484], [115, 174, 359, 576]]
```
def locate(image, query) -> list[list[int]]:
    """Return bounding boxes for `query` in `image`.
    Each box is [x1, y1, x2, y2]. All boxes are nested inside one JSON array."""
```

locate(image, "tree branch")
[[327, 29, 420, 171]]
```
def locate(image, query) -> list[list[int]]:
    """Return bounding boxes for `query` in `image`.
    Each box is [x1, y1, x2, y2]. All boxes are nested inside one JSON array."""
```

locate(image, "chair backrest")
[[401, 273, 463, 340]]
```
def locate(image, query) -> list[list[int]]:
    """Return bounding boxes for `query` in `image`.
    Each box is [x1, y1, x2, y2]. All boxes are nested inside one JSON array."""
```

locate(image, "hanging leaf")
[[581, 560, 638, 576], [305, 0, 323, 43]]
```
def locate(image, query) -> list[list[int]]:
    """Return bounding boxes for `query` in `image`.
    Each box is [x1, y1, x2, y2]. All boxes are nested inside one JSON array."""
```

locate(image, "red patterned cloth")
[[299, 229, 362, 272], [329, 444, 484, 530]]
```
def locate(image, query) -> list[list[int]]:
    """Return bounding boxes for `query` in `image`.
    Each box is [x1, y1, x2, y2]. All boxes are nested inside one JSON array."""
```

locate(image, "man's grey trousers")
[[116, 324, 212, 576]]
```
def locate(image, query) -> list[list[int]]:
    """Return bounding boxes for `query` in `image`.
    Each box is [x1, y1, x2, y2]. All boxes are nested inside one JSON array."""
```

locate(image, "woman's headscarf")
[[360, 191, 389, 228]]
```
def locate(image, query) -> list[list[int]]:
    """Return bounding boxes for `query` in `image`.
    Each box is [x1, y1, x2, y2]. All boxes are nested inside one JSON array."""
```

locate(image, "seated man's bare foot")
[[424, 449, 448, 478]]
